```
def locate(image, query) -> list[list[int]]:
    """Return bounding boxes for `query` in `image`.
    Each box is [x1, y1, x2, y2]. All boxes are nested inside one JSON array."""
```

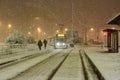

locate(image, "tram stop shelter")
[[105, 13, 120, 53], [103, 29, 119, 53]]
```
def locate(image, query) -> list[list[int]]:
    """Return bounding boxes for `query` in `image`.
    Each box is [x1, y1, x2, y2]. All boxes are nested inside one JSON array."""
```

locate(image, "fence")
[[0, 44, 38, 55]]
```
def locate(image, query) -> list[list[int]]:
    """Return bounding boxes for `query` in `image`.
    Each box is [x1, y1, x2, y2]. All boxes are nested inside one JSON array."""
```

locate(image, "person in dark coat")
[[38, 40, 42, 50], [43, 39, 47, 49]]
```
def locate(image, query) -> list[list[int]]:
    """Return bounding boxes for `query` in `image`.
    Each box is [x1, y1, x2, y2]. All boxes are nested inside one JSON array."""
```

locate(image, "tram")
[[54, 33, 68, 49]]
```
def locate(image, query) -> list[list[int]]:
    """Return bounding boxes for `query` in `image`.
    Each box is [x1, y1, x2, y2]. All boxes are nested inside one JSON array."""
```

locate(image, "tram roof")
[[107, 13, 120, 25]]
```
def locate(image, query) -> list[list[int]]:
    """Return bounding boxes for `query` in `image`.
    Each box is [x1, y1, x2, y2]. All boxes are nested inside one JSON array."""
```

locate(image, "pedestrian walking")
[[43, 39, 47, 49], [38, 40, 42, 50]]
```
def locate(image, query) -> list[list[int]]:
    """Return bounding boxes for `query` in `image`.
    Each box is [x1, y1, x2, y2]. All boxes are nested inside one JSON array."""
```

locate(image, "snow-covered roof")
[[107, 13, 120, 25]]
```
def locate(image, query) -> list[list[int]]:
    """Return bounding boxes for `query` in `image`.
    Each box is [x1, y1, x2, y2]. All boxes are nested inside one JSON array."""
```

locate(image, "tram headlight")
[[62, 43, 65, 45], [56, 42, 60, 46]]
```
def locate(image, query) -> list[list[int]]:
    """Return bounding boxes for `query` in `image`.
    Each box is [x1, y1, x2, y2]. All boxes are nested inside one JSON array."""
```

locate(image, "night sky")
[[0, 0, 120, 41]]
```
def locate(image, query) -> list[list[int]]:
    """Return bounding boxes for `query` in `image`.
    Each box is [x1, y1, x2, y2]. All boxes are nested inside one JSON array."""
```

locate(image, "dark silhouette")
[[43, 39, 47, 49], [38, 40, 42, 50]]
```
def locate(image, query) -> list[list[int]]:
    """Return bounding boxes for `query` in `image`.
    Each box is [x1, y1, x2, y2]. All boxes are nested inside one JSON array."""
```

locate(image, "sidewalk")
[[84, 47, 120, 80]]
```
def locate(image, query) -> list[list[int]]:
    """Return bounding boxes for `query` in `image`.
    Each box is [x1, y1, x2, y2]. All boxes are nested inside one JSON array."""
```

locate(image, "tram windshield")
[[56, 37, 66, 42]]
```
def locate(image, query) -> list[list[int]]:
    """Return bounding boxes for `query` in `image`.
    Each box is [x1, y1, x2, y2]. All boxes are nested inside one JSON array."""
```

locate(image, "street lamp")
[[8, 24, 12, 34], [37, 27, 41, 39], [90, 28, 94, 31], [56, 30, 59, 33], [35, 17, 40, 20], [28, 32, 31, 35], [37, 27, 41, 33], [65, 28, 68, 32], [43, 32, 46, 35], [8, 24, 12, 28]]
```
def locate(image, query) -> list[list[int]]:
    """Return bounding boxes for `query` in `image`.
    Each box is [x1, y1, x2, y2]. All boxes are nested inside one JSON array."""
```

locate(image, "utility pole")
[[69, 0, 74, 47], [84, 26, 88, 45], [71, 0, 74, 43]]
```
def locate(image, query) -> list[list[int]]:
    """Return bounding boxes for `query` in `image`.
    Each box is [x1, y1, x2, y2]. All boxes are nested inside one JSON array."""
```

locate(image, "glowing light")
[[112, 27, 115, 29], [37, 27, 41, 33], [65, 28, 68, 31], [103, 32, 108, 36], [57, 34, 64, 37], [44, 32, 46, 35], [62, 43, 65, 45], [8, 24, 12, 28], [56, 42, 60, 46], [35, 17, 40, 20], [28, 32, 31, 35], [56, 30, 59, 33], [90, 28, 94, 31]]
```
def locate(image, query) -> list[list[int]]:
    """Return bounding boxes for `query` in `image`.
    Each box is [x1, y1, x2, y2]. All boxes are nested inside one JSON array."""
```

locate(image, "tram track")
[[0, 50, 52, 69], [9, 49, 72, 80], [0, 48, 106, 80], [47, 49, 72, 80], [79, 49, 105, 80], [51, 48, 84, 80], [0, 49, 61, 80]]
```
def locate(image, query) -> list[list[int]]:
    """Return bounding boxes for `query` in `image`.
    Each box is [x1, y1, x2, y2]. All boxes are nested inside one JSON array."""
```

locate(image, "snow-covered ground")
[[52, 48, 84, 80], [0, 47, 60, 80], [0, 44, 120, 80], [84, 46, 120, 80]]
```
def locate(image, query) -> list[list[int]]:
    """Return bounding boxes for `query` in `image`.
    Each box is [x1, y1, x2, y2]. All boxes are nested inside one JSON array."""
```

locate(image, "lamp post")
[[37, 27, 41, 39], [8, 24, 12, 34], [89, 27, 94, 41], [71, 0, 74, 44], [84, 26, 88, 45]]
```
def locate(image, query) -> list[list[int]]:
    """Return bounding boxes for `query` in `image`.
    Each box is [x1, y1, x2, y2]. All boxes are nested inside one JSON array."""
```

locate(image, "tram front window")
[[56, 38, 66, 42]]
